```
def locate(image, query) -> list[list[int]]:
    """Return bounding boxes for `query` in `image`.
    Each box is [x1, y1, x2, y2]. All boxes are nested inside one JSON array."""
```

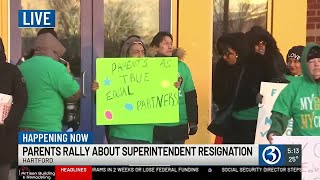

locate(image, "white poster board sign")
[[0, 93, 13, 125], [255, 82, 293, 144], [273, 136, 320, 180]]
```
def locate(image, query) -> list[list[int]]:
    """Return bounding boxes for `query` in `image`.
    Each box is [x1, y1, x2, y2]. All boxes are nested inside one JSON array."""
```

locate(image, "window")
[[213, 0, 268, 64], [104, 0, 159, 57], [21, 0, 81, 76]]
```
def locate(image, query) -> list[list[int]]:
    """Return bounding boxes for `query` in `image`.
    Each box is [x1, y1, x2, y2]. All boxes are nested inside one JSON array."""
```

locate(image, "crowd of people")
[[0, 29, 199, 179], [211, 26, 320, 145], [1, 24, 320, 179]]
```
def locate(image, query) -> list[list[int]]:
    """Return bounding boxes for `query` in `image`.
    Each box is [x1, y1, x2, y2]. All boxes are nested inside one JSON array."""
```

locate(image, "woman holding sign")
[[92, 35, 182, 144], [268, 43, 320, 143], [148, 32, 198, 144], [92, 35, 153, 144]]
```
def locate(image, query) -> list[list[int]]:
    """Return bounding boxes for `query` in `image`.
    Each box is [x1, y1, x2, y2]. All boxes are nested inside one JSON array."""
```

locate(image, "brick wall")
[[307, 0, 320, 43]]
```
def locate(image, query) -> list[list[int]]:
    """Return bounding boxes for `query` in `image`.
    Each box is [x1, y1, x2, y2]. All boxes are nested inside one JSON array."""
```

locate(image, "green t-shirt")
[[285, 74, 302, 82], [232, 106, 259, 120], [272, 76, 320, 136], [109, 124, 154, 143], [156, 61, 195, 127], [19, 56, 80, 132]]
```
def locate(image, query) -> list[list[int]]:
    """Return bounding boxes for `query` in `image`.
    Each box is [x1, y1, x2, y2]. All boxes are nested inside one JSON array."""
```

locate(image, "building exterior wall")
[[307, 0, 320, 43], [178, 0, 213, 144], [0, 0, 9, 60], [272, 0, 307, 58]]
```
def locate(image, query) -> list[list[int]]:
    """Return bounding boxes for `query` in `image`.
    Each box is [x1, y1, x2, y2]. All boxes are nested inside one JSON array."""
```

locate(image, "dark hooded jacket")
[[245, 26, 288, 82], [212, 32, 273, 112], [0, 38, 28, 165], [212, 32, 248, 109], [233, 31, 275, 112]]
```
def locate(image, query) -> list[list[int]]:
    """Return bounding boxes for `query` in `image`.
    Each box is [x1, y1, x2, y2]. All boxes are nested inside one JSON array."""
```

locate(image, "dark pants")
[[153, 124, 188, 144], [223, 117, 257, 144], [109, 137, 150, 144], [0, 164, 10, 180]]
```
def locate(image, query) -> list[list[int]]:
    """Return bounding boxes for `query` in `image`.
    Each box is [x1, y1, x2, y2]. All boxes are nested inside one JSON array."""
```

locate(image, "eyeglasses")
[[256, 41, 267, 46]]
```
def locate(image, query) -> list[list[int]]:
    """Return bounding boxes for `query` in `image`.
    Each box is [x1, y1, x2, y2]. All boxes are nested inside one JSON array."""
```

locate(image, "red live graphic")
[[55, 166, 92, 180]]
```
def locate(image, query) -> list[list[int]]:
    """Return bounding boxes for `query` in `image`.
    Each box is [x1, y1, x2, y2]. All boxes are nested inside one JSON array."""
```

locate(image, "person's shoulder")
[[290, 76, 304, 83], [283, 76, 304, 91], [26, 56, 56, 62], [3, 61, 17, 68], [251, 53, 267, 61], [286, 75, 302, 82], [215, 58, 227, 66], [177, 60, 186, 68], [245, 53, 267, 67], [26, 56, 64, 68], [0, 61, 19, 71], [178, 60, 192, 71], [0, 62, 24, 81], [178, 60, 187, 66]]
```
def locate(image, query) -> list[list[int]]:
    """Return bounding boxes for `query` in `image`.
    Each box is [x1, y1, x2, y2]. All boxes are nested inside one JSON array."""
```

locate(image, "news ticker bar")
[[18, 144, 301, 166], [17, 166, 302, 179]]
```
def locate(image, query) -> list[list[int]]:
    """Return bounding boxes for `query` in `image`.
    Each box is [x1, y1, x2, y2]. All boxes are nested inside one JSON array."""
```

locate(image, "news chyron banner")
[[18, 132, 301, 179]]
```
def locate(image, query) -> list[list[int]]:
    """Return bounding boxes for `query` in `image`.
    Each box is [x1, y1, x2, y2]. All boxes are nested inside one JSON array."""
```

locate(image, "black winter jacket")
[[0, 38, 28, 165]]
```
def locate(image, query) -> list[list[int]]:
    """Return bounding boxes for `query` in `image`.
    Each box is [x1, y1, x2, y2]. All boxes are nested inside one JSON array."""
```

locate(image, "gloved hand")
[[67, 120, 80, 132], [188, 122, 198, 135], [267, 133, 276, 144], [256, 93, 263, 104]]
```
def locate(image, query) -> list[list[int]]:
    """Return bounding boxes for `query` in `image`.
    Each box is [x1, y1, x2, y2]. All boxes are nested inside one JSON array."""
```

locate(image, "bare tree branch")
[[213, 0, 268, 64]]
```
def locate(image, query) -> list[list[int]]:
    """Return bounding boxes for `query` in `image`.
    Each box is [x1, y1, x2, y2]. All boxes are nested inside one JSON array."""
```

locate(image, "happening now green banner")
[[96, 57, 179, 125]]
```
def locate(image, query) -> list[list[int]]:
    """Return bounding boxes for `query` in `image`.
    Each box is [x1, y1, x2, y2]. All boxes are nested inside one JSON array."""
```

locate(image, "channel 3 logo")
[[262, 146, 281, 164], [259, 145, 285, 166]]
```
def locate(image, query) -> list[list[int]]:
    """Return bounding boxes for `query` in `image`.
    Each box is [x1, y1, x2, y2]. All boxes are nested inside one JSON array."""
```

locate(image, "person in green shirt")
[[148, 31, 198, 144], [19, 32, 81, 132], [268, 43, 320, 143], [92, 35, 182, 144], [284, 45, 304, 82]]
